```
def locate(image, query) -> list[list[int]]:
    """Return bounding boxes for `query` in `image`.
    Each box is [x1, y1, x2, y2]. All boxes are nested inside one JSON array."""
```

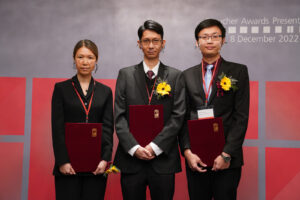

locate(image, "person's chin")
[[145, 53, 159, 59], [203, 52, 218, 57], [78, 71, 92, 76]]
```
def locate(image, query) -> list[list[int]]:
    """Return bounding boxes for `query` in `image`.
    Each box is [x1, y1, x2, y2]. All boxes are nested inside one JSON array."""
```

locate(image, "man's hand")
[[93, 160, 108, 175], [212, 152, 230, 171], [134, 147, 155, 160], [184, 149, 207, 173], [145, 144, 155, 157], [59, 163, 76, 175]]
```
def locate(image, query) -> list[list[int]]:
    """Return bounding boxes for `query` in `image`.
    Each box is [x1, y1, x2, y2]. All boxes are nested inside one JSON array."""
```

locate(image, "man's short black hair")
[[194, 19, 226, 40], [138, 20, 164, 40]]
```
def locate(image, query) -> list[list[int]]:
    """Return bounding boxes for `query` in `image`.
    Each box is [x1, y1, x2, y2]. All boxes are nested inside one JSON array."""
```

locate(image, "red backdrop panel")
[[0, 77, 26, 135], [266, 82, 300, 140], [28, 78, 66, 200], [174, 157, 189, 199], [0, 143, 23, 200], [245, 81, 258, 139], [266, 147, 300, 200], [238, 147, 258, 200]]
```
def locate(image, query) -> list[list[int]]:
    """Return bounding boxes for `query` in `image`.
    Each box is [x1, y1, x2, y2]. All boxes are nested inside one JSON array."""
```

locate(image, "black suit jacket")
[[113, 62, 185, 174], [51, 75, 114, 175], [179, 58, 249, 168]]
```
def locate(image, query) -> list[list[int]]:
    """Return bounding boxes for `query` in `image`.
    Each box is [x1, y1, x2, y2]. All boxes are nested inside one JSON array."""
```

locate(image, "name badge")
[[197, 106, 214, 119]]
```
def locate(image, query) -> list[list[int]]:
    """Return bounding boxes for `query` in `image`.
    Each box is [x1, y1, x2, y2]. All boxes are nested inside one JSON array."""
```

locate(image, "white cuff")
[[128, 145, 140, 156], [150, 142, 163, 156]]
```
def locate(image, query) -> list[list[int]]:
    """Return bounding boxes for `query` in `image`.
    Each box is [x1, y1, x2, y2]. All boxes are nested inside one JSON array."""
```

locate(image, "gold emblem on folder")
[[154, 109, 159, 119], [213, 123, 219, 133], [92, 128, 97, 137]]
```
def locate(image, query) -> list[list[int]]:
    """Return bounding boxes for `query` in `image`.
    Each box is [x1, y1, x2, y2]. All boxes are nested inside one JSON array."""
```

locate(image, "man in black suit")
[[114, 20, 185, 200], [179, 19, 250, 200]]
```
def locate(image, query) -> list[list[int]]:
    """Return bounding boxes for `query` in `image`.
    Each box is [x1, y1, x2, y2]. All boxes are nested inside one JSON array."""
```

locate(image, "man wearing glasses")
[[179, 19, 250, 200], [114, 20, 185, 200]]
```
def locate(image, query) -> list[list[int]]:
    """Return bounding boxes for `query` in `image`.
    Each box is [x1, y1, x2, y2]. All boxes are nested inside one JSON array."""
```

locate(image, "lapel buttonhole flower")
[[155, 78, 171, 99], [216, 72, 238, 97]]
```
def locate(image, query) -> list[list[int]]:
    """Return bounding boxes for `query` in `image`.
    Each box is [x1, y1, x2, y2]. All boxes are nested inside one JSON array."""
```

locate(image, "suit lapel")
[[151, 62, 168, 104], [194, 63, 206, 101], [134, 62, 149, 104], [85, 77, 95, 99], [208, 59, 226, 104], [157, 62, 168, 82]]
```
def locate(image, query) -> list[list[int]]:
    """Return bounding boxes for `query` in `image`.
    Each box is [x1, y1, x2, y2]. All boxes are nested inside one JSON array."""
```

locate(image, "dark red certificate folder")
[[188, 117, 225, 167], [65, 123, 102, 172], [129, 105, 163, 147]]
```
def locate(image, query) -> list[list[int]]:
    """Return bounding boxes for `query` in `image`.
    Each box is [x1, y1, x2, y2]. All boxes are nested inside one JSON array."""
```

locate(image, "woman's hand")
[[93, 160, 108, 175], [59, 163, 76, 175]]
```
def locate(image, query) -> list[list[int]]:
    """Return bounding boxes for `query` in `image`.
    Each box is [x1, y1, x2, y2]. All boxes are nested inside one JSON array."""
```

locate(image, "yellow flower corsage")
[[155, 78, 171, 99], [103, 164, 120, 177], [218, 72, 238, 92]]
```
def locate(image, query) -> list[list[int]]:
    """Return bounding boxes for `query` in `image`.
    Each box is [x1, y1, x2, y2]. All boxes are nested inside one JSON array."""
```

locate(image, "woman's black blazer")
[[51, 75, 114, 175]]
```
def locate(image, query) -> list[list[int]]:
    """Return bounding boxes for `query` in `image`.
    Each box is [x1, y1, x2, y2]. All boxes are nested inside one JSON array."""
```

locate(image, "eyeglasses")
[[140, 39, 162, 46], [198, 35, 222, 41]]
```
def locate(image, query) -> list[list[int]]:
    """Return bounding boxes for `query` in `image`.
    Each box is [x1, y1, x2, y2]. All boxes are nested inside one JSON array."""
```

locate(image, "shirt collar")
[[202, 57, 223, 72], [203, 60, 217, 69], [72, 75, 95, 98], [143, 61, 160, 78]]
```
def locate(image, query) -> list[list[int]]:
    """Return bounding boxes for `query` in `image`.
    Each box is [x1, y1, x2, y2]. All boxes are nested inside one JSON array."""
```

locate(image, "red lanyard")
[[72, 81, 95, 123], [201, 58, 219, 105], [146, 77, 158, 105]]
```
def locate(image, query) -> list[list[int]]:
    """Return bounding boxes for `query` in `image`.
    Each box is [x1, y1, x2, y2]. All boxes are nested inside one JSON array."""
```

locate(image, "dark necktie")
[[147, 70, 154, 80]]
